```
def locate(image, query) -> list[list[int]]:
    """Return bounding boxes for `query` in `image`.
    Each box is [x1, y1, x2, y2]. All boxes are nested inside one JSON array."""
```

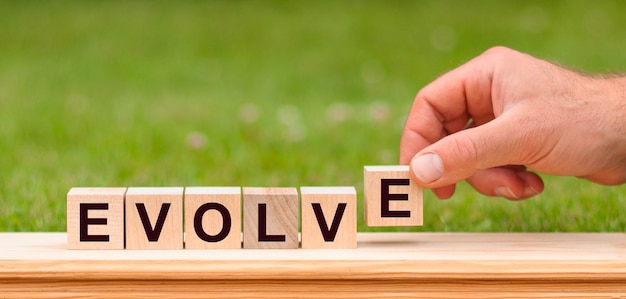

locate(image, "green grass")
[[0, 1, 624, 232]]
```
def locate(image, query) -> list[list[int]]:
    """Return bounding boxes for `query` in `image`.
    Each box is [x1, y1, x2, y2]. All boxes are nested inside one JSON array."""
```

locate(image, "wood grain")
[[184, 187, 242, 249], [66, 187, 126, 249], [242, 187, 298, 249], [364, 166, 423, 227], [125, 187, 184, 249], [300, 186, 356, 249], [2, 233, 626, 298]]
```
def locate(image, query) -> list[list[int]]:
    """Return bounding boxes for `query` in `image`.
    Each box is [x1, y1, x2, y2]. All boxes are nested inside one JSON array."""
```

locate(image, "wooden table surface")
[[1, 232, 626, 298]]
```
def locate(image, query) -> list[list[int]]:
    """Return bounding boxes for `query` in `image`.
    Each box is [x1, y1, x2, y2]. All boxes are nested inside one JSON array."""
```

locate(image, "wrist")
[[607, 77, 626, 166]]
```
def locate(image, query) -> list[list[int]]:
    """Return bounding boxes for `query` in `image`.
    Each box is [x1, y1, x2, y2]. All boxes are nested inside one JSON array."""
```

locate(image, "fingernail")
[[494, 186, 517, 199], [522, 185, 540, 198], [411, 153, 444, 183]]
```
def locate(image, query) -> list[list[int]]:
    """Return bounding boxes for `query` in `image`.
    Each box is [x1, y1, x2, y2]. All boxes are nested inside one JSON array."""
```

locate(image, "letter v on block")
[[311, 203, 346, 241], [125, 187, 183, 249], [300, 186, 357, 249], [135, 203, 171, 242]]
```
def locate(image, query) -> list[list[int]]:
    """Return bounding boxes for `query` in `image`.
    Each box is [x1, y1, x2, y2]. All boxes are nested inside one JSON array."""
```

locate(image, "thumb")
[[409, 115, 528, 187]]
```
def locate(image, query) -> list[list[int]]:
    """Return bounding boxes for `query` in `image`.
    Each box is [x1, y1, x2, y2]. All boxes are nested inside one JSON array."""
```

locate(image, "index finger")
[[399, 49, 499, 164]]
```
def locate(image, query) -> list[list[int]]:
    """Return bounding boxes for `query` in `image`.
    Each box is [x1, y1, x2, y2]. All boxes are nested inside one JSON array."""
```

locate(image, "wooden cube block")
[[67, 187, 126, 250], [364, 166, 423, 227], [242, 187, 298, 249], [184, 187, 242, 249], [300, 186, 357, 249], [125, 187, 184, 250]]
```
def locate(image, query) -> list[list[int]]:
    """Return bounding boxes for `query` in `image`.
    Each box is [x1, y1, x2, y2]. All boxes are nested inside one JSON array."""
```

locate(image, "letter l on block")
[[243, 187, 298, 249]]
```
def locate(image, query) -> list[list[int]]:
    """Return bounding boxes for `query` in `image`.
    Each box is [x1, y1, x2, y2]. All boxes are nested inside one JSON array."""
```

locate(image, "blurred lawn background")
[[0, 1, 624, 232]]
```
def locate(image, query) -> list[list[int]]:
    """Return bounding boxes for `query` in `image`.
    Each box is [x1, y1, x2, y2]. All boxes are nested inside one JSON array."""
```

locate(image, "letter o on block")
[[184, 187, 242, 249]]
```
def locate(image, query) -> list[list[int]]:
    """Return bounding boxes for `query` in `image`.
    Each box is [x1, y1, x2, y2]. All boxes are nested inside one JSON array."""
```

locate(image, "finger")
[[399, 96, 449, 164], [409, 111, 534, 188], [432, 184, 456, 200], [517, 171, 545, 199], [466, 166, 544, 200], [400, 48, 502, 164], [579, 168, 626, 186]]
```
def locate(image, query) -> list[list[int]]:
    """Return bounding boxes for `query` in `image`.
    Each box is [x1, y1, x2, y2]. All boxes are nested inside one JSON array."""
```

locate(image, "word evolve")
[[67, 165, 422, 250]]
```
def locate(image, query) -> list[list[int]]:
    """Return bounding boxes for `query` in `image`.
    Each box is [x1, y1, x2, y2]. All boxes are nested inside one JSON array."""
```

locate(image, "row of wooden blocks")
[[67, 166, 422, 249]]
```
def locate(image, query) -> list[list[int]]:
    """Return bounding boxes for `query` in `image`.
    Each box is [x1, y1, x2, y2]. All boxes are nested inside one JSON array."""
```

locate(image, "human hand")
[[400, 46, 626, 200]]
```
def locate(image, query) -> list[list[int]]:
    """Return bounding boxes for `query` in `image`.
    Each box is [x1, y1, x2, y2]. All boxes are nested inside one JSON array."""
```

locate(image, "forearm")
[[587, 75, 626, 184], [609, 76, 626, 169]]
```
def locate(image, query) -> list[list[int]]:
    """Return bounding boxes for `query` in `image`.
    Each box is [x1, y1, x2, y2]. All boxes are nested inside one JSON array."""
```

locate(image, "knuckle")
[[482, 46, 513, 57], [448, 133, 479, 168]]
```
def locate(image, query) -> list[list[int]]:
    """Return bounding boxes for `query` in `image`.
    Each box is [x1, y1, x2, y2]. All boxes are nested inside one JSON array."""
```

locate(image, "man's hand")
[[400, 46, 626, 200]]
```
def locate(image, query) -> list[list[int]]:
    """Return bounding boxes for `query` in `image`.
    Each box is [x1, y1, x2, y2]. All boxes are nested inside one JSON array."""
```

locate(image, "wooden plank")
[[300, 186, 357, 249], [1, 233, 626, 298], [364, 166, 423, 227]]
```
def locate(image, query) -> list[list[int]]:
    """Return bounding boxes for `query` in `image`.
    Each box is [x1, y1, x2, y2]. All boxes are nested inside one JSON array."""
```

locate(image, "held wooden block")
[[243, 187, 298, 249], [300, 186, 357, 249], [67, 187, 127, 250], [125, 187, 184, 250], [184, 187, 242, 249], [364, 166, 423, 227]]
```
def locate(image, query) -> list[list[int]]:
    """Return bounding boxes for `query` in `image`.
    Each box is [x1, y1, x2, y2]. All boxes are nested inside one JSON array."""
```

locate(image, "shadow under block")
[[364, 165, 423, 227], [67, 187, 127, 249], [243, 187, 298, 249], [300, 186, 357, 249], [184, 187, 242, 249], [3, 233, 626, 298], [125, 187, 184, 250]]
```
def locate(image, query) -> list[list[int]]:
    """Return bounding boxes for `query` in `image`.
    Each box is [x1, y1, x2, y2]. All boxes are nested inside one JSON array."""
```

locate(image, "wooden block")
[[67, 187, 126, 249], [364, 166, 423, 227], [184, 187, 242, 249], [242, 187, 298, 249], [300, 186, 357, 249], [125, 187, 184, 249]]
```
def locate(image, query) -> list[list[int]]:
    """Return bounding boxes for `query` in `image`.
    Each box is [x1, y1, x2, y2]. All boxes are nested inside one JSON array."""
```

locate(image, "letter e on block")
[[184, 187, 242, 249], [67, 187, 126, 250], [125, 187, 184, 249], [243, 187, 298, 249], [364, 166, 423, 227], [300, 186, 356, 249]]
